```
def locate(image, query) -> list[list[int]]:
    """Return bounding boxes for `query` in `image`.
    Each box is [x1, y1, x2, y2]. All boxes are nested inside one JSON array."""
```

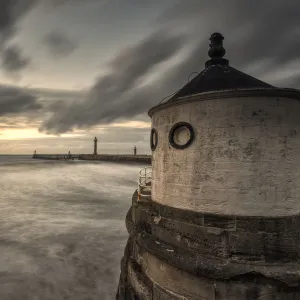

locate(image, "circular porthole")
[[169, 122, 194, 149], [150, 128, 158, 151]]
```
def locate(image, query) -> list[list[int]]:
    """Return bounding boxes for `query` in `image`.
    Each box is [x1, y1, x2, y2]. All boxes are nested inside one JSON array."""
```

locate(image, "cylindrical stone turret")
[[149, 33, 300, 217], [116, 33, 300, 300], [93, 137, 98, 155]]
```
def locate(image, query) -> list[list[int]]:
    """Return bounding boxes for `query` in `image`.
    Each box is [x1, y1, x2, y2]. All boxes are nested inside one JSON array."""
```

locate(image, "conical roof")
[[167, 33, 274, 102]]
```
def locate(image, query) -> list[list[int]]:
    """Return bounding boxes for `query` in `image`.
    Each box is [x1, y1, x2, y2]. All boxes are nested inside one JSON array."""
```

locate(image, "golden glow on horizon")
[[108, 121, 151, 128], [0, 128, 83, 140], [0, 120, 150, 141]]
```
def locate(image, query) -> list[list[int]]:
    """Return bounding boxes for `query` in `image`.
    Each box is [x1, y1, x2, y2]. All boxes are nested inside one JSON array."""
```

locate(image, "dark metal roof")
[[167, 33, 274, 102]]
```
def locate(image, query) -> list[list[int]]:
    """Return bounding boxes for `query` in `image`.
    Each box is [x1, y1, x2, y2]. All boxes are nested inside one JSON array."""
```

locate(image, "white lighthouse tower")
[[117, 33, 300, 299]]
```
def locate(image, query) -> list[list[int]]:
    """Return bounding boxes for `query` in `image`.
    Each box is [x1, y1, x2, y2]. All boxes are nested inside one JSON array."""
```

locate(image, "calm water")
[[0, 155, 140, 300]]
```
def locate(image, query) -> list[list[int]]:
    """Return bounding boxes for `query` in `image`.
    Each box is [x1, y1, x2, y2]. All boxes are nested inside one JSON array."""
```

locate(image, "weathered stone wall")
[[116, 194, 300, 299], [127, 251, 299, 300], [151, 94, 300, 216], [134, 199, 300, 261]]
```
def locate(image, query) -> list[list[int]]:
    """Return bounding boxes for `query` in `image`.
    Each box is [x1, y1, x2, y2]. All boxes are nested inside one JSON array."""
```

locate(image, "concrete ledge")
[[117, 202, 300, 299], [125, 197, 300, 286], [132, 199, 300, 261], [118, 236, 300, 299], [127, 259, 153, 299], [149, 200, 300, 232], [132, 228, 300, 287]]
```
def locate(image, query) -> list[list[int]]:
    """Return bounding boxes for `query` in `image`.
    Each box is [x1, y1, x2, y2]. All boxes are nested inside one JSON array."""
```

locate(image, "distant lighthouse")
[[93, 137, 98, 155], [116, 33, 300, 299]]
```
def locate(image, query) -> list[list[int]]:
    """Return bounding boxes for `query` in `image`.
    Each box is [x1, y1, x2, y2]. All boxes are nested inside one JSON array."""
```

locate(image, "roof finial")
[[205, 32, 229, 68], [208, 32, 225, 59]]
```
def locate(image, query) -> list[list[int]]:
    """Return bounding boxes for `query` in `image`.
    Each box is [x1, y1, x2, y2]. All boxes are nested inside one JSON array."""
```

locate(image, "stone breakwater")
[[32, 154, 79, 160], [32, 154, 151, 164], [116, 191, 300, 299], [78, 154, 151, 164]]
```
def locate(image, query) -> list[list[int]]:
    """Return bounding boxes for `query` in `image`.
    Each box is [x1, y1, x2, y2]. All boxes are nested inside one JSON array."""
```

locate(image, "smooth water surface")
[[0, 155, 140, 299]]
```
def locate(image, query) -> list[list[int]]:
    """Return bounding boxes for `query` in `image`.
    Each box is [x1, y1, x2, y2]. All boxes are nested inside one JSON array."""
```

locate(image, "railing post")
[[137, 166, 152, 202], [138, 182, 141, 200]]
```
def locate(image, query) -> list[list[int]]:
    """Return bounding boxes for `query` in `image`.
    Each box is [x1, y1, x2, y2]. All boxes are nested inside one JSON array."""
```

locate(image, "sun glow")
[[108, 121, 151, 128], [0, 128, 83, 140]]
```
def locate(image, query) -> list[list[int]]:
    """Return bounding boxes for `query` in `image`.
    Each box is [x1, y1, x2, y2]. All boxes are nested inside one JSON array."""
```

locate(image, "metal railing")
[[137, 166, 152, 201]]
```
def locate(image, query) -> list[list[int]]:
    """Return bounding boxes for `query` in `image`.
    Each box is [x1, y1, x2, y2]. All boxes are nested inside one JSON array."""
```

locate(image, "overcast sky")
[[1, 0, 300, 154]]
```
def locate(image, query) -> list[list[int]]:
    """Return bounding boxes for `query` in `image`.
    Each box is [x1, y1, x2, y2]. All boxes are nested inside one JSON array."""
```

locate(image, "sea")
[[0, 155, 141, 300]]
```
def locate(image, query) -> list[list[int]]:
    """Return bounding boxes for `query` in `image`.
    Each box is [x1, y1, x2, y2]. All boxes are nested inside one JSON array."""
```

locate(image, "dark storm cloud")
[[0, 0, 97, 44], [1, 45, 30, 72], [43, 31, 77, 58], [0, 1, 37, 45], [40, 31, 184, 134], [37, 0, 300, 133], [161, 0, 300, 70], [0, 0, 42, 74], [0, 85, 42, 116], [0, 0, 38, 74], [0, 0, 96, 75]]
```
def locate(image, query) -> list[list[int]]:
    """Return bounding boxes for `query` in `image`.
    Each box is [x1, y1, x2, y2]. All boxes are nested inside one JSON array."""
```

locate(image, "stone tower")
[[116, 33, 300, 299], [93, 137, 98, 155]]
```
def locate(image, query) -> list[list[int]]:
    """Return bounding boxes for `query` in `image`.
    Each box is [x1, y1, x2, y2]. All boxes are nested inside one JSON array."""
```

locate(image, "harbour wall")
[[32, 154, 151, 164], [32, 154, 78, 160], [78, 154, 151, 164]]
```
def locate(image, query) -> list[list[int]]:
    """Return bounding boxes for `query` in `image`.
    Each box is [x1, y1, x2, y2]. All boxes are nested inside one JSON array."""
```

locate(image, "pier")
[[32, 139, 151, 164], [78, 154, 151, 164], [32, 154, 79, 160], [33, 153, 151, 164]]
